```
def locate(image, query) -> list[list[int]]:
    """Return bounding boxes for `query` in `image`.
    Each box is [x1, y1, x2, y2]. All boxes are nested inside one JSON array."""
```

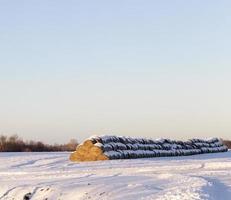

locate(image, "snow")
[[0, 151, 231, 200]]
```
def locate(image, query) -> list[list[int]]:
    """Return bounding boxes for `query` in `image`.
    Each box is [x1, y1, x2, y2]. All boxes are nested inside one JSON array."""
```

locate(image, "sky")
[[0, 0, 231, 143]]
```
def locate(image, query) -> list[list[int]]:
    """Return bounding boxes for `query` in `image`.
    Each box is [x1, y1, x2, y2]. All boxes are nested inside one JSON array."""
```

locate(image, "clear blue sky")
[[0, 1, 231, 143]]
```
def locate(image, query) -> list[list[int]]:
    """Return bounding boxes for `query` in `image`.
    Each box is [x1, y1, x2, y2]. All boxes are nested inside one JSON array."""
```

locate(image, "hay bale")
[[97, 154, 109, 160], [69, 151, 83, 162], [76, 144, 89, 155], [83, 140, 94, 148], [89, 145, 103, 156], [83, 154, 97, 161]]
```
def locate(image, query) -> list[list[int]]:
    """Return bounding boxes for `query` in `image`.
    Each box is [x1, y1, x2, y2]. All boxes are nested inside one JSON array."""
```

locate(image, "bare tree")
[[0, 134, 78, 152]]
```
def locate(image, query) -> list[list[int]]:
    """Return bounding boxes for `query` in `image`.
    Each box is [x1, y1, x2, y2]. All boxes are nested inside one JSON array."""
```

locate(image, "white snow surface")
[[0, 151, 231, 200]]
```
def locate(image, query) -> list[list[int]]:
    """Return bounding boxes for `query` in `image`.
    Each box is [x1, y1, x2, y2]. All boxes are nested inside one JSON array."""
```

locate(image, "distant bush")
[[0, 134, 78, 152], [222, 140, 231, 149]]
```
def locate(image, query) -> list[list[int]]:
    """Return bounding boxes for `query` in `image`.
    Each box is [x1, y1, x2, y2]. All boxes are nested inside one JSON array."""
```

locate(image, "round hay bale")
[[69, 151, 83, 162], [84, 154, 97, 161], [76, 144, 88, 151], [83, 140, 94, 148], [78, 150, 88, 156], [90, 145, 103, 157], [97, 154, 109, 160]]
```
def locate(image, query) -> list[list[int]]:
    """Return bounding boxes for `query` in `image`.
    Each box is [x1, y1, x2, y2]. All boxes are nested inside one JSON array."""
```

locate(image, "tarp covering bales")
[[69, 135, 228, 162]]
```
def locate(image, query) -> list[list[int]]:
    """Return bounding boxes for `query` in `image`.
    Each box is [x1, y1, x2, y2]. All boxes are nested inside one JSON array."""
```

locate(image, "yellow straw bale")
[[83, 140, 94, 148], [82, 153, 97, 161], [76, 144, 88, 151], [89, 146, 103, 156], [97, 154, 109, 160], [77, 149, 87, 156], [69, 151, 83, 162], [76, 144, 90, 155]]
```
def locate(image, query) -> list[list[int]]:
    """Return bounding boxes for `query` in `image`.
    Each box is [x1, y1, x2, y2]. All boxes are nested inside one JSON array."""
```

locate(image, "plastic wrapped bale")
[[69, 135, 228, 162]]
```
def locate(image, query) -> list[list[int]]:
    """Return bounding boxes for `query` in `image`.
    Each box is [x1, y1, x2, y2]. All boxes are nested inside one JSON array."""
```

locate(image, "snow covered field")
[[0, 151, 231, 200]]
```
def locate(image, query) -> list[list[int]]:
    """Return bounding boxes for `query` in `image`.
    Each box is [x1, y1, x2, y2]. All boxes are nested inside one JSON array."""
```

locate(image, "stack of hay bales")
[[69, 137, 108, 161], [69, 135, 228, 162]]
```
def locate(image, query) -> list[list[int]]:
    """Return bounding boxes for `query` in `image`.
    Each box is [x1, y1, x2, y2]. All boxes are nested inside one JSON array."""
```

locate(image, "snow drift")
[[69, 136, 228, 162]]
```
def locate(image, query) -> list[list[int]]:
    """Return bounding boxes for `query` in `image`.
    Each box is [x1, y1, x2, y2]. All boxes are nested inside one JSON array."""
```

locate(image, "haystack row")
[[69, 135, 228, 162]]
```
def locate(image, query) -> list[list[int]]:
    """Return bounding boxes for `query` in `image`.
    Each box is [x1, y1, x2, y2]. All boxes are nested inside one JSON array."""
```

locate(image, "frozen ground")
[[0, 151, 231, 200]]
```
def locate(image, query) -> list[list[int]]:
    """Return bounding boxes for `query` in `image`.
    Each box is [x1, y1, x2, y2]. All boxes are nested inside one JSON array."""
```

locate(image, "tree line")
[[0, 134, 78, 152], [0, 134, 230, 152]]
